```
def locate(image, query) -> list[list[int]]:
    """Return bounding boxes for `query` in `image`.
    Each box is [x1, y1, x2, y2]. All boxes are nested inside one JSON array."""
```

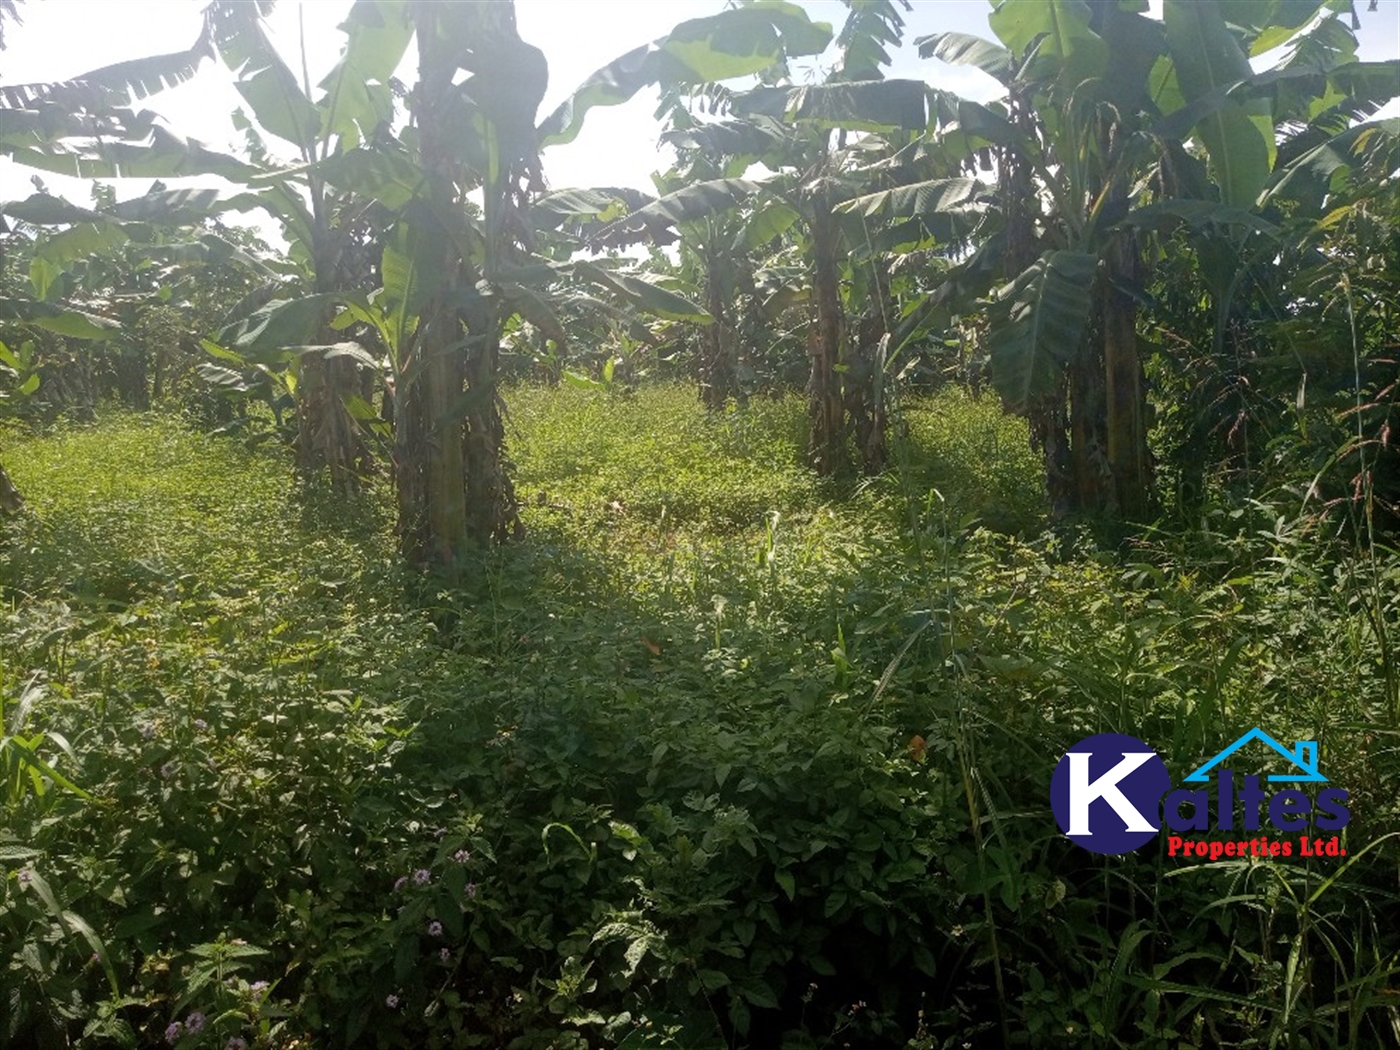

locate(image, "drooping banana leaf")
[[916, 31, 1014, 85], [537, 4, 832, 148], [732, 79, 930, 133], [987, 250, 1098, 414], [1163, 0, 1275, 209]]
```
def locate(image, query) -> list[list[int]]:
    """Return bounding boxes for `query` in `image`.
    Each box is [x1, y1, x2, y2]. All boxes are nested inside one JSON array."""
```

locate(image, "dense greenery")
[[1, 0, 1398, 1046], [2, 389, 1398, 1048]]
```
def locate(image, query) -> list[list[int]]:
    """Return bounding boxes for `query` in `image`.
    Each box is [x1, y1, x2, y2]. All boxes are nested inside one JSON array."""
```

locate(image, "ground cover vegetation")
[[0, 0, 1398, 1046]]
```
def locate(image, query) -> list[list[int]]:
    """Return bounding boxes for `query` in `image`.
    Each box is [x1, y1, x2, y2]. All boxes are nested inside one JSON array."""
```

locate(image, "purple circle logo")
[[1051, 734, 1171, 855]]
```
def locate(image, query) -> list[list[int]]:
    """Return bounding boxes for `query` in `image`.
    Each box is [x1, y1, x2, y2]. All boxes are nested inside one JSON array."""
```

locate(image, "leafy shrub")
[[893, 387, 1046, 535]]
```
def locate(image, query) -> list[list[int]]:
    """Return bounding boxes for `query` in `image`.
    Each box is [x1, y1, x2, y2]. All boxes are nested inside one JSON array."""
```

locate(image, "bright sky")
[[0, 0, 1397, 217]]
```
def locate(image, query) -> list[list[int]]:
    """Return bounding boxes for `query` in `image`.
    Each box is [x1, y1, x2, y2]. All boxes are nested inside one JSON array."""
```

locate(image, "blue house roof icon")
[[1182, 727, 1328, 784]]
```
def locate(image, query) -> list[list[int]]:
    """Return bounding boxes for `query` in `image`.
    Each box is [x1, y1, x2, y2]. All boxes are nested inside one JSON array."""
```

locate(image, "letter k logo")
[[1050, 734, 1171, 855], [1066, 752, 1156, 835]]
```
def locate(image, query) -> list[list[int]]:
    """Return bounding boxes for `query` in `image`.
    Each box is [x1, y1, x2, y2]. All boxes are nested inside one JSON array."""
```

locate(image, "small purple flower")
[[439, 947, 451, 963], [160, 761, 177, 779], [385, 993, 400, 1009], [413, 868, 431, 885], [248, 980, 268, 998], [393, 875, 408, 892], [194, 719, 208, 731], [185, 1011, 205, 1035], [226, 1039, 248, 1050], [452, 849, 471, 864], [17, 869, 31, 884], [465, 881, 477, 899], [140, 723, 156, 740], [164, 1021, 183, 1044], [427, 920, 443, 937]]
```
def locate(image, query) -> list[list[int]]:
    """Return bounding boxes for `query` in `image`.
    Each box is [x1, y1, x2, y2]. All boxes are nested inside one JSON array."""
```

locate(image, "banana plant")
[[2, 0, 873, 565], [890, 0, 1397, 518], [577, 1, 931, 476], [226, 0, 832, 563]]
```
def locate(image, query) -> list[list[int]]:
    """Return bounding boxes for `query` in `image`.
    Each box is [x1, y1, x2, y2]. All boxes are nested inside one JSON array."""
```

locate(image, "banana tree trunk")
[[807, 194, 845, 476], [699, 243, 733, 410], [295, 191, 371, 490], [296, 349, 367, 491], [400, 6, 469, 567], [462, 299, 522, 545], [397, 0, 521, 568], [1103, 235, 1153, 518], [848, 267, 891, 474], [1069, 341, 1111, 512], [0, 461, 22, 516]]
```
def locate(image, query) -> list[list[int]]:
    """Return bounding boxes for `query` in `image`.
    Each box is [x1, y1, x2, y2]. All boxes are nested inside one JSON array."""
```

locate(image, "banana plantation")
[[1, 1, 1399, 1047]]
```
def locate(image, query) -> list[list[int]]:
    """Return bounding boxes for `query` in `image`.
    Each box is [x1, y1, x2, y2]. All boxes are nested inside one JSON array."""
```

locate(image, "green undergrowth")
[[508, 384, 816, 533], [1, 392, 1397, 1049]]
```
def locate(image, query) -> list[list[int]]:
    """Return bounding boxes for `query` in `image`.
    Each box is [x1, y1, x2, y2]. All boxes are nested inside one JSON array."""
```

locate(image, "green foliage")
[[893, 386, 1045, 535], [508, 383, 814, 532], [0, 390, 1396, 1048]]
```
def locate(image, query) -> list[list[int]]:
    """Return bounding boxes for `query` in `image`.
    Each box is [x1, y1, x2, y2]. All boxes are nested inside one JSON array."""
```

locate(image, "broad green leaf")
[[734, 202, 800, 251], [109, 187, 223, 223], [36, 223, 129, 270], [930, 96, 1028, 151], [776, 870, 796, 900], [224, 296, 335, 358], [314, 146, 425, 210], [61, 910, 120, 996], [5, 125, 258, 182], [733, 79, 929, 132], [197, 362, 260, 392], [1123, 199, 1280, 237], [1269, 117, 1399, 203], [137, 235, 280, 280], [0, 297, 116, 339], [1223, 0, 1327, 54], [538, 5, 832, 148], [1164, 0, 1275, 208], [29, 257, 62, 302], [916, 32, 1014, 85], [836, 177, 985, 219], [221, 185, 315, 249], [530, 187, 649, 233], [602, 179, 765, 244], [989, 0, 1107, 83], [988, 250, 1098, 413], [381, 221, 441, 359], [663, 116, 792, 161], [1098, 3, 1168, 108], [209, 1, 320, 153], [536, 44, 655, 149], [0, 32, 213, 110], [662, 3, 832, 82], [574, 262, 711, 323], [0, 194, 102, 225], [833, 0, 907, 80], [289, 342, 379, 368], [317, 0, 412, 150], [497, 284, 568, 345]]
